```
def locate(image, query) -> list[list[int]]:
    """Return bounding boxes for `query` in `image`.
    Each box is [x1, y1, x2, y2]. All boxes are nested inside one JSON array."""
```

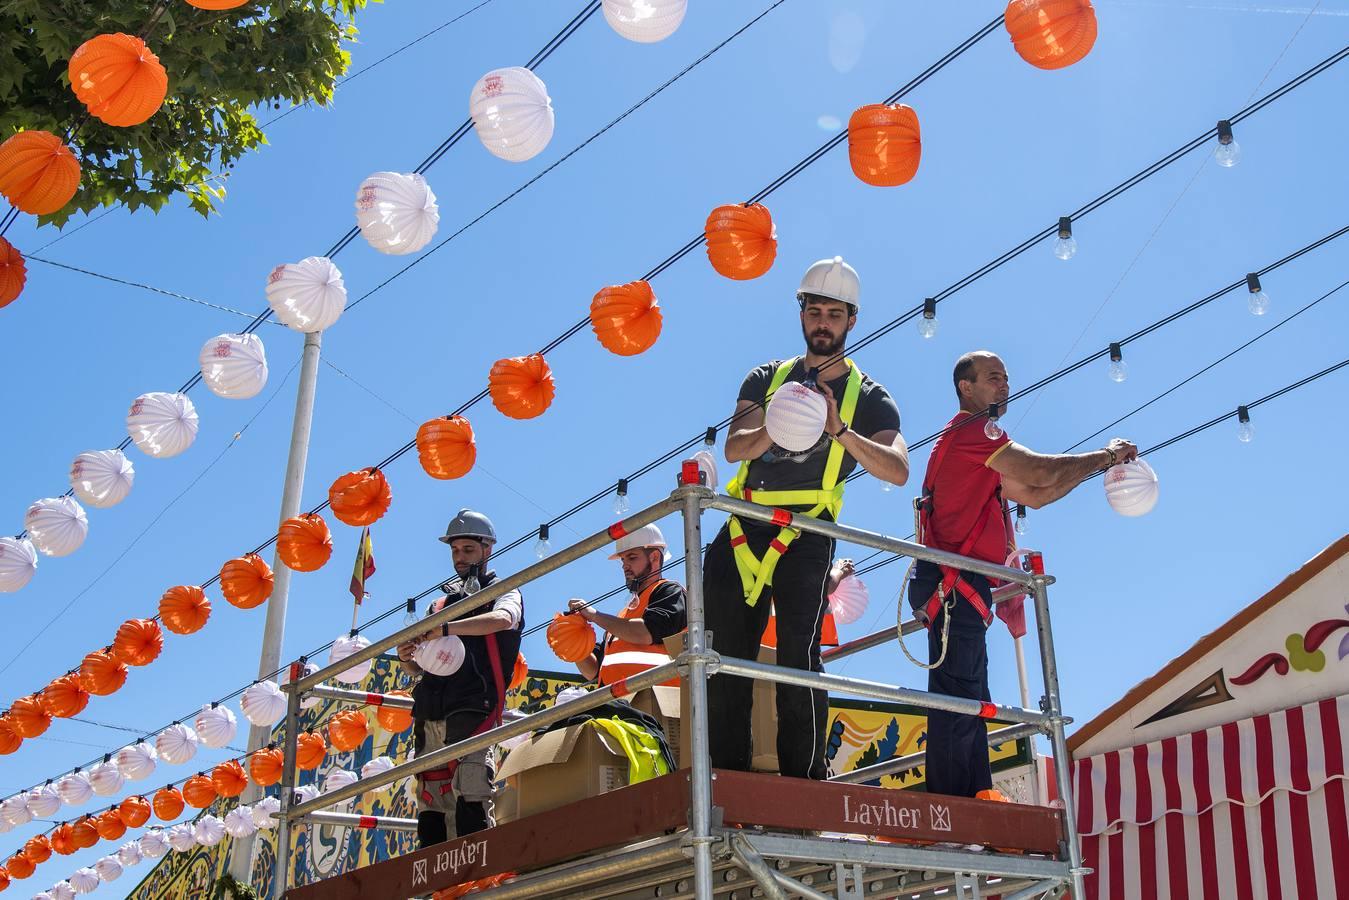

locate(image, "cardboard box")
[[494, 723, 629, 821], [663, 634, 778, 773], [492, 778, 519, 825], [628, 685, 681, 769]]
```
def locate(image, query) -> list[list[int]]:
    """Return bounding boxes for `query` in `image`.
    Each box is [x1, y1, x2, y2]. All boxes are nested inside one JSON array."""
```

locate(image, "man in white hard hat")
[[568, 523, 686, 691], [910, 352, 1135, 799], [706, 256, 910, 780], [396, 508, 524, 849]]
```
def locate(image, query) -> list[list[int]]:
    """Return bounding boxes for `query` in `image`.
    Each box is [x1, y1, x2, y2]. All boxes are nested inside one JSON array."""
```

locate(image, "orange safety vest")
[[597, 578, 681, 694]]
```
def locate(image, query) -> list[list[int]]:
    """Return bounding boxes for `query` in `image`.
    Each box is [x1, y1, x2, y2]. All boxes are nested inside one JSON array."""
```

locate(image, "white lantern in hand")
[[355, 172, 439, 256], [602, 0, 687, 42], [470, 67, 554, 163], [1104, 459, 1160, 517], [0, 536, 37, 592], [24, 497, 88, 557], [199, 333, 268, 400], [765, 381, 827, 452], [266, 257, 347, 333], [413, 633, 465, 676], [828, 574, 869, 625], [126, 392, 198, 458], [69, 449, 134, 508]]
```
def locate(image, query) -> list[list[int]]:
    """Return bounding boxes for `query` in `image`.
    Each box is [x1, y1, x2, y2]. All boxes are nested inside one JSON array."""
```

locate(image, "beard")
[[802, 325, 845, 357]]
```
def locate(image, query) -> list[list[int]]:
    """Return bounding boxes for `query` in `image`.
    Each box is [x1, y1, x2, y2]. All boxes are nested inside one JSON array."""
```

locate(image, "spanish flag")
[[349, 527, 375, 605]]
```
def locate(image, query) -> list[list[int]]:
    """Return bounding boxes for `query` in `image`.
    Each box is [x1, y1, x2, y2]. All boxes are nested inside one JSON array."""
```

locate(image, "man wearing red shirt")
[[910, 351, 1136, 798]]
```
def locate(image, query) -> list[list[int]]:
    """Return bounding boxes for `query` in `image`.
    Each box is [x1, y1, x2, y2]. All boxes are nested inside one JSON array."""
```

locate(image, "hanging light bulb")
[[612, 478, 630, 516], [463, 564, 481, 595], [1053, 216, 1077, 260], [1014, 504, 1028, 536], [880, 479, 894, 493], [1245, 273, 1269, 316], [1236, 405, 1255, 443], [1108, 342, 1128, 383], [917, 297, 938, 339], [983, 403, 1003, 440], [403, 598, 418, 627], [703, 426, 717, 450], [534, 524, 552, 560], [1214, 119, 1241, 168]]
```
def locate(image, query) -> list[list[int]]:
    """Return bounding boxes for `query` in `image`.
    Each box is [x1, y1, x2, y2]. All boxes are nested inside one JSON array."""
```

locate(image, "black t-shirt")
[[736, 358, 901, 505], [593, 580, 687, 668]]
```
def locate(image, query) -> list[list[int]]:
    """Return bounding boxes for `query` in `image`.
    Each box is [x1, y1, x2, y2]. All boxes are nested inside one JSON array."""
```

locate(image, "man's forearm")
[[1035, 450, 1111, 505], [587, 610, 653, 645], [440, 611, 515, 636], [725, 425, 773, 462], [837, 431, 909, 485]]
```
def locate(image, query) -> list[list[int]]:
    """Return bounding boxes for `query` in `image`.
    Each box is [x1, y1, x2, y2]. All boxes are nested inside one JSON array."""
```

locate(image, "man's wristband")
[[1103, 446, 1118, 468], [829, 423, 850, 441]]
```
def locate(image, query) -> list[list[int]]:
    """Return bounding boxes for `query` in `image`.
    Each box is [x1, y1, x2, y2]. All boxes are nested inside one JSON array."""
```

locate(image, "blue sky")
[[1, 0, 1347, 893]]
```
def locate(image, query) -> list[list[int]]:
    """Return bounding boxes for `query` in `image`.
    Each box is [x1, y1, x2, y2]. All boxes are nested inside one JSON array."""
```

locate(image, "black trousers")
[[704, 519, 833, 780], [908, 559, 994, 798]]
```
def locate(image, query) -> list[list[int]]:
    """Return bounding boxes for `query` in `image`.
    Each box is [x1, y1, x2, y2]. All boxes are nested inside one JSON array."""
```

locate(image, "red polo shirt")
[[922, 412, 1012, 566]]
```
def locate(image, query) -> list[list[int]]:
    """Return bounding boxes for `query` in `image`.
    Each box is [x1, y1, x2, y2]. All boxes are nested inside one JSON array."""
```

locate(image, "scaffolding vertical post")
[[680, 485, 714, 900], [273, 661, 303, 898], [1027, 555, 1086, 897]]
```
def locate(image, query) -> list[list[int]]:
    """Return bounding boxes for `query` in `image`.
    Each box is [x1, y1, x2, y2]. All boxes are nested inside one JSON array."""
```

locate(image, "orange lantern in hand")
[[546, 613, 596, 663]]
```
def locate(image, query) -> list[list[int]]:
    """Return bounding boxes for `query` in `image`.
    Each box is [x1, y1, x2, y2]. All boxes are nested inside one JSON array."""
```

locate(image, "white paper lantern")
[[355, 172, 439, 256], [828, 574, 870, 625], [556, 686, 590, 707], [89, 759, 125, 797], [251, 796, 281, 829], [469, 67, 554, 163], [166, 822, 196, 852], [69, 449, 135, 509], [691, 448, 719, 491], [240, 680, 286, 727], [56, 771, 93, 807], [266, 257, 347, 333], [155, 723, 198, 766], [26, 783, 62, 818], [602, 0, 687, 42], [360, 756, 395, 780], [51, 882, 76, 900], [223, 806, 258, 838], [1104, 459, 1160, 518], [0, 536, 37, 592], [137, 829, 168, 859], [413, 634, 465, 677], [116, 741, 158, 781], [280, 662, 321, 711], [194, 704, 237, 750], [24, 497, 88, 557], [199, 333, 269, 400], [70, 868, 100, 894], [323, 768, 358, 796], [328, 634, 373, 684], [34, 892, 54, 900], [193, 814, 225, 847], [0, 815, 10, 834], [0, 794, 30, 826], [293, 784, 321, 807], [765, 381, 827, 453], [94, 856, 123, 882], [117, 840, 143, 867], [126, 392, 199, 459]]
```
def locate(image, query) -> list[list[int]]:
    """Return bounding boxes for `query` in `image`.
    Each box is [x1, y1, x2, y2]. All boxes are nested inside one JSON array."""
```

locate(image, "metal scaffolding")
[[271, 477, 1087, 900]]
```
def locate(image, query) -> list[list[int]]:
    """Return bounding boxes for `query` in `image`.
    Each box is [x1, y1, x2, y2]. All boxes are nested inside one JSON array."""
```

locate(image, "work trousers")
[[704, 518, 833, 780], [908, 559, 994, 798], [413, 711, 495, 849]]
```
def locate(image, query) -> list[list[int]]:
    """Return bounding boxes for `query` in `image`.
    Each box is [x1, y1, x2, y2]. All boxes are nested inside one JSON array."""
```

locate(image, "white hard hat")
[[608, 523, 671, 562], [797, 256, 860, 311]]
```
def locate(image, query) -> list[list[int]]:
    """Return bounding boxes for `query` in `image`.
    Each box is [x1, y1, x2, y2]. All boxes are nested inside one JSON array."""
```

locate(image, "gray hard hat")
[[439, 508, 497, 545]]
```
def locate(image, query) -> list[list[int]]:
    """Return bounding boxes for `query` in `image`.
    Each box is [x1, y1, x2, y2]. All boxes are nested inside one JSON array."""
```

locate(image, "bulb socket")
[[1237, 405, 1250, 424], [1217, 119, 1234, 146], [1109, 342, 1122, 363], [704, 426, 717, 446], [616, 478, 628, 497], [1246, 273, 1262, 294], [1058, 216, 1073, 239], [922, 297, 936, 320], [538, 524, 550, 541]]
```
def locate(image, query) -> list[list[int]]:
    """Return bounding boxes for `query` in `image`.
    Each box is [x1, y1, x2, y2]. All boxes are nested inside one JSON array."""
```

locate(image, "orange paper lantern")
[[328, 468, 392, 527], [0, 866, 9, 890], [219, 554, 274, 609], [4, 853, 33, 880], [510, 653, 527, 692], [7, 695, 49, 737], [327, 709, 369, 752], [416, 416, 476, 480], [375, 691, 413, 734], [1004, 0, 1097, 70], [79, 650, 128, 696], [95, 809, 127, 841], [118, 794, 151, 828], [848, 104, 921, 187], [49, 823, 76, 856], [296, 731, 327, 771], [39, 673, 89, 719], [0, 130, 81, 216], [211, 760, 248, 798], [489, 354, 555, 420], [0, 715, 20, 754], [705, 203, 777, 280], [0, 236, 25, 309], [152, 786, 185, 821], [182, 773, 217, 809], [21, 835, 49, 864], [68, 33, 168, 127], [249, 747, 284, 787], [159, 585, 211, 635], [546, 613, 596, 664], [589, 281, 663, 356], [185, 0, 251, 9], [70, 817, 99, 849], [112, 617, 163, 666], [277, 513, 333, 572]]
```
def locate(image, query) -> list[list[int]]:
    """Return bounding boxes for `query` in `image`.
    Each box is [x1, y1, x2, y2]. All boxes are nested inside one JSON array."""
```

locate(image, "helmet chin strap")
[[624, 550, 662, 593]]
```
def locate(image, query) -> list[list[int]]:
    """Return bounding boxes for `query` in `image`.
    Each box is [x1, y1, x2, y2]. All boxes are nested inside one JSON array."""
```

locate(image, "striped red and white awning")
[[1072, 694, 1349, 899]]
